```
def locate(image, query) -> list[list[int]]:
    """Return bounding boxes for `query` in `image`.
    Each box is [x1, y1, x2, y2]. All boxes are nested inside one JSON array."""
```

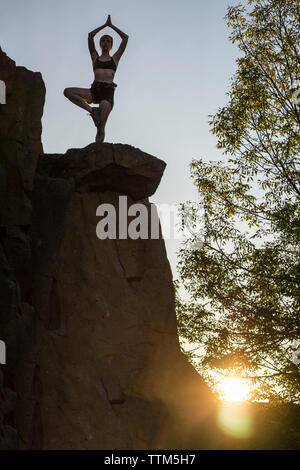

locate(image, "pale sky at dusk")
[[1, 0, 245, 277]]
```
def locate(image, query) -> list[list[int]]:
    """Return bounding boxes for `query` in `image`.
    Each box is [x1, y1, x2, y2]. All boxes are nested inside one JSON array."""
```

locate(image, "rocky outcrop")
[[39, 143, 166, 200], [0, 46, 45, 226], [0, 47, 45, 449], [0, 48, 215, 449], [31, 143, 214, 449]]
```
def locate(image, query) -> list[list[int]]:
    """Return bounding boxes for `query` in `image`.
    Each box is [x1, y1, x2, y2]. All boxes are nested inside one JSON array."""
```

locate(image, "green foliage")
[[176, 0, 300, 403]]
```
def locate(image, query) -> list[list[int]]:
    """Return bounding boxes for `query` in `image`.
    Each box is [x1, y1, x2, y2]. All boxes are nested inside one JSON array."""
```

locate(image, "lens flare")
[[217, 377, 253, 439], [217, 402, 254, 439]]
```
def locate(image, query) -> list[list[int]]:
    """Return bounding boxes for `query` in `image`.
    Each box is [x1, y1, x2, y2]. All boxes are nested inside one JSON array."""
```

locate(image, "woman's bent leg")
[[64, 87, 93, 113]]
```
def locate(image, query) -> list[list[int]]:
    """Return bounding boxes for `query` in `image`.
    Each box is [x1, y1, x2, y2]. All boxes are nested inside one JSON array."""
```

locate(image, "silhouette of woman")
[[64, 15, 128, 143]]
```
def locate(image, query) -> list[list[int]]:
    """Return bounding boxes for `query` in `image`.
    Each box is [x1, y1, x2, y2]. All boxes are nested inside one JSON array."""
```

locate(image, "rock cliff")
[[0, 48, 215, 449], [0, 46, 45, 450]]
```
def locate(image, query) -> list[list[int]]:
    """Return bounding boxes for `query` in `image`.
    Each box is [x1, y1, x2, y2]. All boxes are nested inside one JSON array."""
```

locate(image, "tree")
[[176, 0, 300, 403]]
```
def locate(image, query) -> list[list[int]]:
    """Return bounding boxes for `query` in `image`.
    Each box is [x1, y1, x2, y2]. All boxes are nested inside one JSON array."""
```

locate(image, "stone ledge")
[[37, 142, 166, 200]]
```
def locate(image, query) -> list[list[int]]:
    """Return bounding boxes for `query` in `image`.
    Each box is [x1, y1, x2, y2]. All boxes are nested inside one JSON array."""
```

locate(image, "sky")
[[0, 0, 245, 279]]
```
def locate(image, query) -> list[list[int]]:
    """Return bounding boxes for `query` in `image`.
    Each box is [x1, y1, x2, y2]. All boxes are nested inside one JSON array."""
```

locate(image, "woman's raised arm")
[[88, 17, 110, 61], [106, 16, 129, 63], [88, 17, 109, 38], [106, 15, 129, 41]]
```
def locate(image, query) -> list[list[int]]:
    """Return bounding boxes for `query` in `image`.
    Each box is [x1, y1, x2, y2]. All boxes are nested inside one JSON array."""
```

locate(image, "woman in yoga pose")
[[64, 15, 128, 143]]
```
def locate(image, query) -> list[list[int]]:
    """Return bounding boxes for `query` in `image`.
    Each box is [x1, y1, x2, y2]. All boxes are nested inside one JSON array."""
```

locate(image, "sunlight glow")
[[221, 377, 250, 402], [217, 402, 254, 439]]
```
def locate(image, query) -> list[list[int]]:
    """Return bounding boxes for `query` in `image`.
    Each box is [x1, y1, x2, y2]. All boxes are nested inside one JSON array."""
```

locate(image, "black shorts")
[[90, 81, 117, 109]]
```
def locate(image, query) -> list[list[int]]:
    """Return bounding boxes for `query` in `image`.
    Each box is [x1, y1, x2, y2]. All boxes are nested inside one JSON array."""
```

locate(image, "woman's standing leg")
[[96, 100, 112, 143]]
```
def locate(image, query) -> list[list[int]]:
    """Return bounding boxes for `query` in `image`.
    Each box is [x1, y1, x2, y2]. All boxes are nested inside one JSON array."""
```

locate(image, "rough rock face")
[[0, 47, 45, 450], [0, 48, 215, 449], [0, 46, 45, 226], [31, 144, 214, 449]]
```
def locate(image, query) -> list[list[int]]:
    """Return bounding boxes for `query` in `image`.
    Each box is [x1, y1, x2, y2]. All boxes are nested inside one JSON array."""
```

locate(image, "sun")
[[221, 377, 250, 402]]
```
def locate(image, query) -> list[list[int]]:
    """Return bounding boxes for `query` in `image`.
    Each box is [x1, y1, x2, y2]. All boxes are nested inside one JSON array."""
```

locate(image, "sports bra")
[[93, 55, 117, 71]]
